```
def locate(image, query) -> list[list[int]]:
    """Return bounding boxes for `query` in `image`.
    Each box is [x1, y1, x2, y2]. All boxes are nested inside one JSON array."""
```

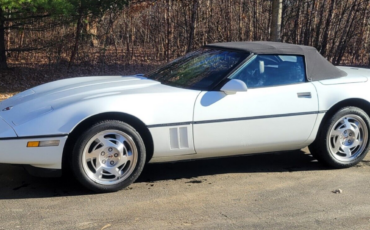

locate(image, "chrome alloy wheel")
[[82, 130, 138, 185], [328, 115, 368, 162]]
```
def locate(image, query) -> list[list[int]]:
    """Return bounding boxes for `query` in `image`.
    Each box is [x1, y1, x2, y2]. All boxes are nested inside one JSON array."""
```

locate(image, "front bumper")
[[0, 136, 67, 169], [0, 116, 67, 169]]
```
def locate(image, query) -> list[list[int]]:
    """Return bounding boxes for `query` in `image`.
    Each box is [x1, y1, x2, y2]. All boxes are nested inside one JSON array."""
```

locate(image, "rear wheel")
[[71, 120, 146, 192], [309, 107, 370, 168]]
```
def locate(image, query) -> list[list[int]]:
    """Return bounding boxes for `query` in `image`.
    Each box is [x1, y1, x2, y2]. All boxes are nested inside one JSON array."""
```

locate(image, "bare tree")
[[3, 0, 370, 76], [0, 8, 7, 69], [187, 0, 198, 53], [270, 0, 282, 41]]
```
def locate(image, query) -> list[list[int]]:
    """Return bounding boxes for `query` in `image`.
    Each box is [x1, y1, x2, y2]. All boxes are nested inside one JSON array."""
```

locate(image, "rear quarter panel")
[[307, 67, 370, 144], [314, 67, 370, 111]]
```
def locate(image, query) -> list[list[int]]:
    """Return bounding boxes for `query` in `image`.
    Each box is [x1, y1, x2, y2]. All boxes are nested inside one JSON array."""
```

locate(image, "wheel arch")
[[317, 98, 370, 136], [62, 112, 154, 172]]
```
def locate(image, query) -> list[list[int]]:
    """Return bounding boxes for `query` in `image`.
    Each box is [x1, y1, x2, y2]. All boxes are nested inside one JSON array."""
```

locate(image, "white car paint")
[[0, 136, 67, 169], [193, 82, 318, 156], [0, 118, 17, 138], [0, 66, 370, 169], [0, 76, 200, 137]]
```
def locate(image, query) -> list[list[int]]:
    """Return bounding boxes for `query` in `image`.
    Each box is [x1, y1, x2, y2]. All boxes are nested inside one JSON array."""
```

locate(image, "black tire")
[[71, 120, 146, 193], [309, 107, 370, 168]]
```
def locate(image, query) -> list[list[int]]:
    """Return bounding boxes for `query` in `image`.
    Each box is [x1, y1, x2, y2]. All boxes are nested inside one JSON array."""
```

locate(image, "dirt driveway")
[[1, 148, 370, 230]]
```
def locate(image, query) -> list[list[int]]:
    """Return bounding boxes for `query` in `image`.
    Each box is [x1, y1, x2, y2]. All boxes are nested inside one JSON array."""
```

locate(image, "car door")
[[193, 54, 319, 156]]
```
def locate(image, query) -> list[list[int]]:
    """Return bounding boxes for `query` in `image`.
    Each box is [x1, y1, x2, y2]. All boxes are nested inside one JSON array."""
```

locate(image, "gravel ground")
[[1, 148, 370, 230]]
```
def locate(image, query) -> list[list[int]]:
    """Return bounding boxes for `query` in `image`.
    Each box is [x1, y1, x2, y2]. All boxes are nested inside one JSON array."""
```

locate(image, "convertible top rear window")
[[147, 48, 249, 90]]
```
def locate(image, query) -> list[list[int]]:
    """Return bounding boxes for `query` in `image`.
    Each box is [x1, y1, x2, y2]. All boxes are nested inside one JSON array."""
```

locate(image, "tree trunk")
[[187, 0, 198, 53], [303, 0, 315, 45], [328, 0, 349, 61], [165, 0, 171, 61], [293, 2, 300, 43], [226, 0, 231, 42], [69, 7, 84, 68], [86, 18, 98, 47], [314, 0, 326, 49], [253, 0, 258, 40], [0, 8, 8, 69], [334, 0, 359, 65], [270, 0, 282, 41], [239, 0, 244, 41]]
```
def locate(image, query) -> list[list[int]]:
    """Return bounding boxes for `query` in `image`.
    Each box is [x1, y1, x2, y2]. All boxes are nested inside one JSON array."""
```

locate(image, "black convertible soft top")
[[205, 41, 347, 81]]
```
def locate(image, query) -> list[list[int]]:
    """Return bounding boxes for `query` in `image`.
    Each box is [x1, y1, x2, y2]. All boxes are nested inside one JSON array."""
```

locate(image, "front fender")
[[12, 91, 200, 137]]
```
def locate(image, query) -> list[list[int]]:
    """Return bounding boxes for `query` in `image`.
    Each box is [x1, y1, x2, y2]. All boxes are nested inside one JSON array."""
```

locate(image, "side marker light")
[[27, 140, 60, 148]]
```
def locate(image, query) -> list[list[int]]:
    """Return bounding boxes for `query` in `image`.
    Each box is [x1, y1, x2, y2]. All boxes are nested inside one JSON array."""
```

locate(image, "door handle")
[[297, 92, 312, 98]]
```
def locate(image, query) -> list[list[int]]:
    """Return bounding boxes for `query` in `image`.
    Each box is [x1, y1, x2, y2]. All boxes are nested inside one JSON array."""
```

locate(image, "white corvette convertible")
[[1, 41, 370, 192]]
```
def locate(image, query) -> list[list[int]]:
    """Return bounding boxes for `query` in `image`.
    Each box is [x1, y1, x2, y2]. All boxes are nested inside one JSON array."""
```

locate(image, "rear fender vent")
[[169, 127, 189, 149]]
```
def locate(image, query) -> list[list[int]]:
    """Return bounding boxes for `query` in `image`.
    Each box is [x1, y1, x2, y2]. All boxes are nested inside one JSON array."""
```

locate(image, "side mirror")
[[221, 79, 248, 95]]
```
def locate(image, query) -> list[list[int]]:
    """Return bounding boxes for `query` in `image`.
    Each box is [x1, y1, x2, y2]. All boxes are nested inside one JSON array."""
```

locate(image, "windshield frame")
[[146, 47, 252, 91]]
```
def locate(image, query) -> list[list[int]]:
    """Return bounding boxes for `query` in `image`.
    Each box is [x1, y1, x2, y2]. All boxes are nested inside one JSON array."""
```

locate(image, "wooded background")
[[0, 0, 370, 93]]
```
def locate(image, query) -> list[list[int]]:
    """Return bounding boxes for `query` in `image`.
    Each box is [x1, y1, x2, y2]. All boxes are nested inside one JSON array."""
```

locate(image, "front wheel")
[[309, 107, 370, 168], [71, 120, 146, 192]]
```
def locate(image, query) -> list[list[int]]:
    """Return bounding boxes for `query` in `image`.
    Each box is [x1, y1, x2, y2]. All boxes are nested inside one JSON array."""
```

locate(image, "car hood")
[[0, 75, 172, 125]]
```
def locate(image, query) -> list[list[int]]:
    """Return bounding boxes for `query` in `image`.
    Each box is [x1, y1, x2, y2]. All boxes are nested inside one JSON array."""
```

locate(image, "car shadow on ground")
[[0, 150, 326, 199], [137, 150, 326, 182]]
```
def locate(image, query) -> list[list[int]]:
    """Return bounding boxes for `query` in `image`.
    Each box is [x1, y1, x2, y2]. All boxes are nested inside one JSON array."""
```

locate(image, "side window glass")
[[230, 55, 306, 88]]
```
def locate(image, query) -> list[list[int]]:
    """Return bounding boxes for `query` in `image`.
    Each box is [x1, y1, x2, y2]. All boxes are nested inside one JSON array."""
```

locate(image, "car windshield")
[[146, 48, 249, 90]]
